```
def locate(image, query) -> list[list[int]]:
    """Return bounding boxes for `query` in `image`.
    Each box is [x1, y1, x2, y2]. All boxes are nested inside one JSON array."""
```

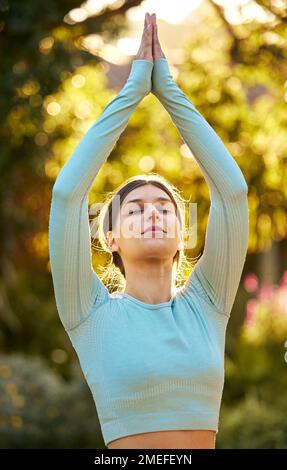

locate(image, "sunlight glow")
[[100, 44, 128, 65], [127, 0, 203, 24], [81, 34, 104, 55], [65, 0, 278, 62], [65, 0, 124, 23], [213, 0, 276, 24], [85, 0, 124, 16], [65, 8, 88, 24], [46, 102, 61, 116], [126, 0, 276, 25], [117, 37, 139, 56]]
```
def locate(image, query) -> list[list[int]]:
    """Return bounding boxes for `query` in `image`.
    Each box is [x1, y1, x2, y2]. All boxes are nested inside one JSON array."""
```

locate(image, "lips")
[[142, 225, 166, 234]]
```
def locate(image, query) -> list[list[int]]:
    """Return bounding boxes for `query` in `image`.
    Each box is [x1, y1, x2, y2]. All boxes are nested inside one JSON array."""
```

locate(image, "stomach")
[[107, 429, 216, 449]]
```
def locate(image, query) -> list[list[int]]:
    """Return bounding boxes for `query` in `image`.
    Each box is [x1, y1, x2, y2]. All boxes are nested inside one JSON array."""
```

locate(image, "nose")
[[147, 204, 160, 222], [141, 204, 166, 235], [141, 204, 161, 233]]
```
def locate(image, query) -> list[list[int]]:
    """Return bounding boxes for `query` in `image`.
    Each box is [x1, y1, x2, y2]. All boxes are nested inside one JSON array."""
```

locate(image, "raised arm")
[[152, 57, 249, 318], [48, 58, 153, 332]]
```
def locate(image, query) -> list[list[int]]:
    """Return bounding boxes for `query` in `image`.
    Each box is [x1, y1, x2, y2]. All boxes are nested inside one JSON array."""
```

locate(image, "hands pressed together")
[[135, 12, 166, 62]]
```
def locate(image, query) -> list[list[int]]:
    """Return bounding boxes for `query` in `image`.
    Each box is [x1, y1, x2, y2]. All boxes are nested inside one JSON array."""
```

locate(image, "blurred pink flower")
[[245, 299, 257, 324], [280, 270, 287, 286], [257, 282, 274, 301], [243, 273, 287, 343], [274, 285, 287, 315], [243, 273, 259, 293]]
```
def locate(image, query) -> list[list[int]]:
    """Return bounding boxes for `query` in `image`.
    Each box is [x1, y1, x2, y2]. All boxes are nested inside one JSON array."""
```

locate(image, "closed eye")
[[128, 209, 143, 215], [128, 208, 171, 215], [129, 208, 172, 214]]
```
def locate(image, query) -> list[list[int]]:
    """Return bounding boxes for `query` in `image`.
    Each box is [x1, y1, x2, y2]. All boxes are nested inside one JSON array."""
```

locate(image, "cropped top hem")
[[94, 377, 223, 446], [103, 410, 219, 447]]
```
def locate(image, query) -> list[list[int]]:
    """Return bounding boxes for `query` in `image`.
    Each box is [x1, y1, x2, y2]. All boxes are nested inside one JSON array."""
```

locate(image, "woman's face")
[[107, 184, 183, 266]]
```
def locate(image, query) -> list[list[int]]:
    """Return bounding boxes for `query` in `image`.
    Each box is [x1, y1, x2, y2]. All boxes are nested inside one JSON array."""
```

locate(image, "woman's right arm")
[[49, 59, 153, 332]]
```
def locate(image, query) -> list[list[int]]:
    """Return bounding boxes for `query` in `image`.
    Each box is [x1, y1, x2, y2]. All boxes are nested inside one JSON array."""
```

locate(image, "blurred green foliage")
[[217, 393, 287, 449], [217, 271, 287, 448], [1, 0, 287, 448], [0, 353, 106, 448]]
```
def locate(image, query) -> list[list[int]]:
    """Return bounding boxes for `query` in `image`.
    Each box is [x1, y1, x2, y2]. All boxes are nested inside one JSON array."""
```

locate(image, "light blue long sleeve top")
[[48, 58, 249, 446]]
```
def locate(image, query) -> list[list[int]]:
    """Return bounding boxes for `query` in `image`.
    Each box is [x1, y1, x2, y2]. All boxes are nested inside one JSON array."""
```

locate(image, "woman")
[[48, 12, 249, 449]]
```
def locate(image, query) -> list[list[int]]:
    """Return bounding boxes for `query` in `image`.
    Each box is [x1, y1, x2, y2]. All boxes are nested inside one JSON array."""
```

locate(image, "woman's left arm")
[[152, 58, 249, 317]]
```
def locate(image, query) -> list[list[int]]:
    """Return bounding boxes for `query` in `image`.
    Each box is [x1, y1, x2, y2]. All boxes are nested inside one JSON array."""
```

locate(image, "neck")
[[123, 258, 175, 304]]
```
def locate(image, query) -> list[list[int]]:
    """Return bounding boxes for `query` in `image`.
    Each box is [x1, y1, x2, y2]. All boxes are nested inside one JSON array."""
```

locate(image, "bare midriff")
[[107, 429, 216, 449]]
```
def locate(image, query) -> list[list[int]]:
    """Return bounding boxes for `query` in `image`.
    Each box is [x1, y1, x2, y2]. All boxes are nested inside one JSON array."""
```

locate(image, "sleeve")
[[152, 58, 249, 317], [48, 59, 154, 331]]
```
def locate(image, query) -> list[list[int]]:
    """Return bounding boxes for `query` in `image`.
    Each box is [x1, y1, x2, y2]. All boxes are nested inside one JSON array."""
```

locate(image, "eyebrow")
[[122, 197, 172, 207]]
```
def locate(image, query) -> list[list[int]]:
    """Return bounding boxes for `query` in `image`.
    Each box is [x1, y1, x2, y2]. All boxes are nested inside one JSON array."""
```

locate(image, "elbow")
[[231, 173, 248, 197], [52, 178, 73, 203], [221, 179, 248, 206], [230, 164, 248, 196], [231, 182, 248, 204], [52, 158, 78, 201], [231, 182, 249, 209], [52, 182, 65, 201], [237, 179, 248, 196]]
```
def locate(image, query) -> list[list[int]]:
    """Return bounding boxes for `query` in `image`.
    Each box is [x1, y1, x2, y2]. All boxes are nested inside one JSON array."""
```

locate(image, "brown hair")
[[92, 173, 197, 293]]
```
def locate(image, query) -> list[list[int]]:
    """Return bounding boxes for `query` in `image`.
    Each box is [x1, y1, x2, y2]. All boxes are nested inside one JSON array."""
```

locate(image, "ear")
[[106, 230, 119, 253]]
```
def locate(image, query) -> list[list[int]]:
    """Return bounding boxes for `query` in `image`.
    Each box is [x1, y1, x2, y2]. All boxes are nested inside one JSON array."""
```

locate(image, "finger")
[[152, 18, 156, 42], [153, 24, 159, 51], [144, 15, 152, 38], [150, 14, 156, 31], [145, 13, 151, 30], [143, 14, 152, 35], [149, 13, 157, 40], [146, 21, 153, 43]]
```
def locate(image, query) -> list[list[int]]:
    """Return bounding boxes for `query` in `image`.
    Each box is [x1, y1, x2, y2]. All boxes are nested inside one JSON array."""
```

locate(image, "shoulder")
[[176, 281, 229, 327]]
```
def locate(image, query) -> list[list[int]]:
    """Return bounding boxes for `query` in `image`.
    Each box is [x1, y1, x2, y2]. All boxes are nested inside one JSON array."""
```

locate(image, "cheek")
[[166, 214, 181, 238], [119, 215, 142, 239]]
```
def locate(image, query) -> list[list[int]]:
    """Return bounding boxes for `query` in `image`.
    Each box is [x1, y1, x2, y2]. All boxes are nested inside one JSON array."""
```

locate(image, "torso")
[[107, 429, 216, 449]]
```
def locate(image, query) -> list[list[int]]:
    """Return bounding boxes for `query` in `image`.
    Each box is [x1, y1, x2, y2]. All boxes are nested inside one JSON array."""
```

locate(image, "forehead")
[[122, 184, 172, 206]]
